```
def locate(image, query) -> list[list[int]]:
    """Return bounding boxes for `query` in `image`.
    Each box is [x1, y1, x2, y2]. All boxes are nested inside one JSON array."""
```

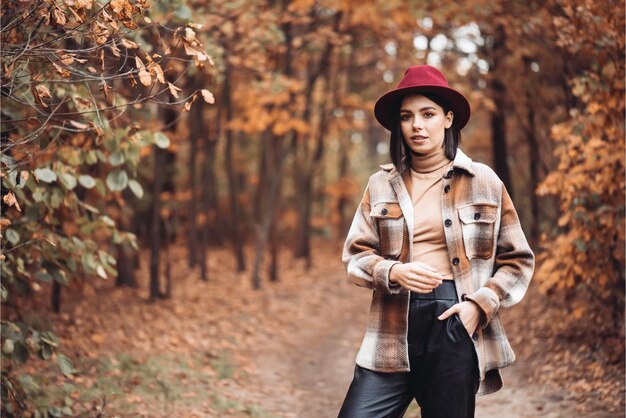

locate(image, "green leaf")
[[35, 270, 53, 282], [13, 341, 29, 364], [78, 175, 96, 189], [108, 151, 125, 166], [126, 142, 141, 165], [1, 323, 21, 342], [40, 331, 59, 347], [100, 215, 115, 227], [96, 264, 107, 279], [1, 284, 7, 303], [96, 150, 107, 163], [128, 179, 144, 199], [95, 178, 106, 196], [34, 168, 57, 183], [6, 229, 19, 245], [154, 132, 170, 149], [32, 188, 45, 202], [40, 343, 53, 360], [66, 150, 83, 166], [48, 406, 62, 417], [1, 154, 17, 169], [59, 173, 77, 190], [65, 257, 77, 273], [85, 150, 98, 165], [82, 253, 97, 275], [57, 353, 74, 376], [106, 169, 128, 192], [71, 237, 84, 250], [50, 188, 64, 209], [78, 200, 99, 213], [52, 268, 69, 285], [79, 221, 98, 235]]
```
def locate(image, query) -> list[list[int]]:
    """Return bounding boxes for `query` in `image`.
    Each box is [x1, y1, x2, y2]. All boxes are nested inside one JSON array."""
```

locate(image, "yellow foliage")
[[535, 0, 625, 309]]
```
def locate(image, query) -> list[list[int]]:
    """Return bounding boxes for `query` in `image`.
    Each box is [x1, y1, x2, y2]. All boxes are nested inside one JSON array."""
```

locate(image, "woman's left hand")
[[438, 301, 481, 336]]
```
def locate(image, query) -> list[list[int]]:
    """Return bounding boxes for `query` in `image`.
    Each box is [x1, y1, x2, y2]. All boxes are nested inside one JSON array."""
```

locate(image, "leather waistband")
[[410, 280, 458, 301]]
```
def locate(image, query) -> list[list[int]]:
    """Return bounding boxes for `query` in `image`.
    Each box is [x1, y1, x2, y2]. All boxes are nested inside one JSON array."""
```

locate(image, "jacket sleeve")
[[341, 180, 404, 294], [465, 182, 535, 327]]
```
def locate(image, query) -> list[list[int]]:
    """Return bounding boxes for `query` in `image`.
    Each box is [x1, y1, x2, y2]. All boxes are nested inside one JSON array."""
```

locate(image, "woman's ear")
[[445, 111, 454, 129]]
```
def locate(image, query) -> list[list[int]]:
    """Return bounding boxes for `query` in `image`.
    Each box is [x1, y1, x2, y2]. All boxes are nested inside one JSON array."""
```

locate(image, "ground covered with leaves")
[[13, 239, 625, 417]]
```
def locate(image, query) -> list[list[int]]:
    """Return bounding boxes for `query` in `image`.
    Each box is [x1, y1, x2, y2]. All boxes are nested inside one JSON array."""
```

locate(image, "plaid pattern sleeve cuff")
[[465, 286, 500, 328], [373, 259, 403, 294]]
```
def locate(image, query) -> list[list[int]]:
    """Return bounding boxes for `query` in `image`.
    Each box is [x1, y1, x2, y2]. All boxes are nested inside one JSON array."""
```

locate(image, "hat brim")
[[374, 85, 471, 132]]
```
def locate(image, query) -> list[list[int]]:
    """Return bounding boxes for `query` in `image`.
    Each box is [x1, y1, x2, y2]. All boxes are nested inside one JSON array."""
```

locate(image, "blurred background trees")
[[1, 0, 623, 414]]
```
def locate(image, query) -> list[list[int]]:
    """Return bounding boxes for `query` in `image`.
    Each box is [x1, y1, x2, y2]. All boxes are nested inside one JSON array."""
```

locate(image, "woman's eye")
[[423, 112, 433, 118], [401, 114, 412, 121]]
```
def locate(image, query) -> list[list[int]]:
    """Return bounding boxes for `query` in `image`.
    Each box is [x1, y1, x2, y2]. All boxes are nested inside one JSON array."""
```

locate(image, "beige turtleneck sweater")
[[409, 147, 455, 280]]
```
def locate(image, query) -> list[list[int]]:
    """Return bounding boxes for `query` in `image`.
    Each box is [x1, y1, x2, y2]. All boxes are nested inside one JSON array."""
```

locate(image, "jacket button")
[[472, 332, 479, 341], [452, 257, 460, 266], [474, 212, 481, 220], [444, 219, 452, 227], [381, 208, 388, 215], [444, 184, 450, 193]]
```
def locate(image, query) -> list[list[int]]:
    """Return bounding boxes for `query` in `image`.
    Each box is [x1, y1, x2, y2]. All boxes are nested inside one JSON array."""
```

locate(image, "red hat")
[[374, 65, 471, 131]]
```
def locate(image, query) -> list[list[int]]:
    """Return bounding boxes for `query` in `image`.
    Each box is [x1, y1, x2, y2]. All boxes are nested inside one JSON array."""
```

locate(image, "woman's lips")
[[411, 135, 428, 142]]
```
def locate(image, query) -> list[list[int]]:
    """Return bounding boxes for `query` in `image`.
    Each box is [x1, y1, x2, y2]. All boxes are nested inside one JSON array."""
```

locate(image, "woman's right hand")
[[389, 262, 444, 293]]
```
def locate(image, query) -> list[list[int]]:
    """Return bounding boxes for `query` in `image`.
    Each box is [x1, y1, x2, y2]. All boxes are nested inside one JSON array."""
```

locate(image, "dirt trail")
[[230, 253, 600, 418], [41, 242, 622, 417]]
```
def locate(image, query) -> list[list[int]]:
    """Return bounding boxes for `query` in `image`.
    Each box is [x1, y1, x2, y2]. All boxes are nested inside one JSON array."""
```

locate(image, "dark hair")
[[389, 92, 462, 173]]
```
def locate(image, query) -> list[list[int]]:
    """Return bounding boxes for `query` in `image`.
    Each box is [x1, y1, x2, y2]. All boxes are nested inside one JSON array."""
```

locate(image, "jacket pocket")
[[457, 202, 498, 260], [370, 201, 404, 259]]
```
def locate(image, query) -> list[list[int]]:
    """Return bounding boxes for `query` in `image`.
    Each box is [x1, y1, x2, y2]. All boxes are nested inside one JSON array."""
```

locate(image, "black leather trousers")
[[338, 281, 480, 418]]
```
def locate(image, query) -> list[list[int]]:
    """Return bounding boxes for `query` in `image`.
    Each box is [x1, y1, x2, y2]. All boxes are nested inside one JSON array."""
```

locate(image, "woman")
[[338, 65, 535, 418]]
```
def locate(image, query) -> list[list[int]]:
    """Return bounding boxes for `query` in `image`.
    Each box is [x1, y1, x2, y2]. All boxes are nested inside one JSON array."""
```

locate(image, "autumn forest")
[[1, 0, 624, 416]]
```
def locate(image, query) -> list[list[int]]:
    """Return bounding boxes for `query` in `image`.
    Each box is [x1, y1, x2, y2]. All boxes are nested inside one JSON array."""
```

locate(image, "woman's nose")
[[412, 116, 423, 130]]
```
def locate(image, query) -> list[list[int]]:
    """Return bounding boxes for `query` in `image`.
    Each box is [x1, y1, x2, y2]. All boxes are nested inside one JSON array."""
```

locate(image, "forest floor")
[[16, 238, 625, 417]]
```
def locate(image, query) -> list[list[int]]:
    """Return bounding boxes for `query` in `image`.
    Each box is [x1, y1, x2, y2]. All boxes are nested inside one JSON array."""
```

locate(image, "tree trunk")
[[254, 137, 268, 225], [294, 13, 341, 267], [164, 219, 173, 298], [267, 137, 284, 282], [116, 189, 138, 287], [51, 281, 61, 313], [251, 133, 284, 289], [223, 48, 246, 272], [115, 241, 137, 288], [488, 23, 512, 194], [200, 116, 220, 281], [252, 18, 297, 289], [149, 101, 178, 300], [187, 77, 203, 268], [199, 138, 213, 282], [526, 102, 540, 245], [490, 92, 512, 193], [337, 140, 350, 238], [150, 144, 165, 300]]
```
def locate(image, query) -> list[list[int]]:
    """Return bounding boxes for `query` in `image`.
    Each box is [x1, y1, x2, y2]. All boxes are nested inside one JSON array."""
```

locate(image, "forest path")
[[226, 245, 600, 418], [41, 240, 622, 417]]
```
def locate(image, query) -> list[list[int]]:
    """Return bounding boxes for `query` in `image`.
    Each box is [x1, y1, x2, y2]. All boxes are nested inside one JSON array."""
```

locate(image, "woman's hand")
[[438, 301, 481, 335], [389, 262, 444, 293]]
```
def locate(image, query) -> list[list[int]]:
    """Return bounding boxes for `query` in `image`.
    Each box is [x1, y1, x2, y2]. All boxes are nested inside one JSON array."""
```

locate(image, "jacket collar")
[[378, 147, 475, 178]]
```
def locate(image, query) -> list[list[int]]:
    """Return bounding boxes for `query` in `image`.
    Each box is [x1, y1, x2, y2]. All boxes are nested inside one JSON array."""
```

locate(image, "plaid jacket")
[[341, 147, 535, 395]]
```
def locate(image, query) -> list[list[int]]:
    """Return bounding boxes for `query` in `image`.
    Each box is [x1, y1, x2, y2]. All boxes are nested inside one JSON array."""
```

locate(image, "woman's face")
[[399, 94, 453, 156]]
